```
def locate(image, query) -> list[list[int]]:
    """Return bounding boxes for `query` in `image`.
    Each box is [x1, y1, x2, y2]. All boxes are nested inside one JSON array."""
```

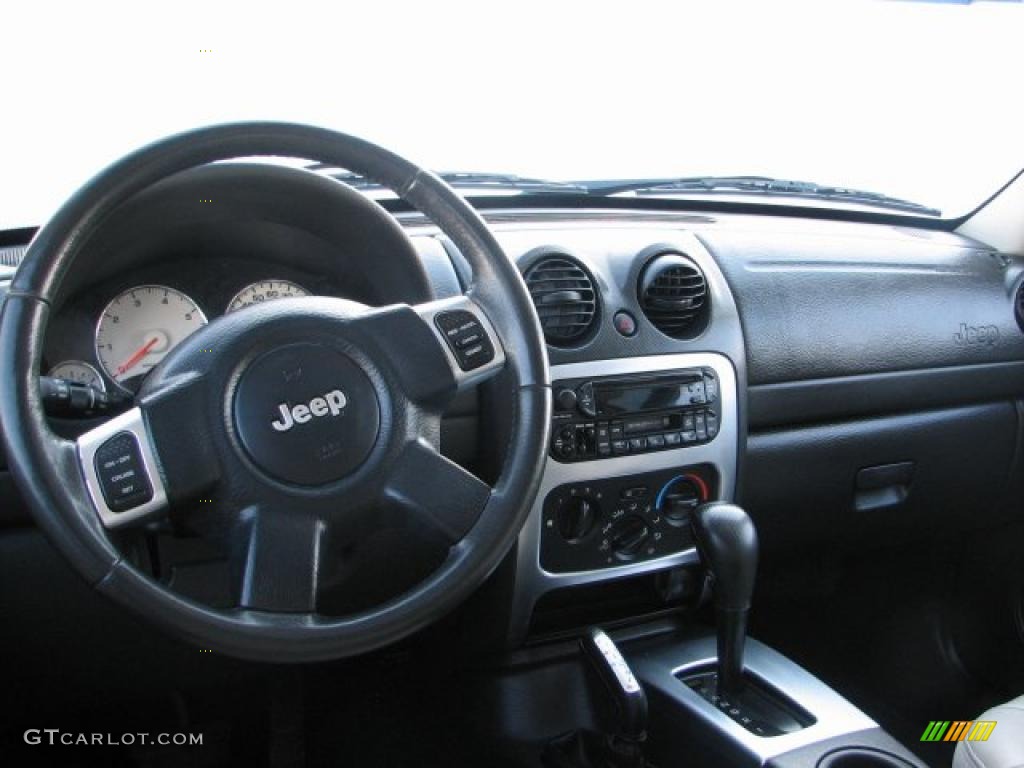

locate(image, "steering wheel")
[[0, 123, 550, 662]]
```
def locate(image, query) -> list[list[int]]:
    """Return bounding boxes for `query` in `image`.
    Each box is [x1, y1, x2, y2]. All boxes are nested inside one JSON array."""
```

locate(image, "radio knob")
[[557, 497, 598, 543], [556, 387, 578, 411], [609, 514, 650, 559]]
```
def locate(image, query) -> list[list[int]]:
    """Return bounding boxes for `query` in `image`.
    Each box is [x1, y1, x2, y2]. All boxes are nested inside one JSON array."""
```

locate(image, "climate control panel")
[[539, 466, 716, 573]]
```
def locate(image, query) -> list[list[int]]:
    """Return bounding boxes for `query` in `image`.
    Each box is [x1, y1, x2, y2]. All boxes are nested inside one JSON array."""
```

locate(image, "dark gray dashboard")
[[3, 191, 1023, 642]]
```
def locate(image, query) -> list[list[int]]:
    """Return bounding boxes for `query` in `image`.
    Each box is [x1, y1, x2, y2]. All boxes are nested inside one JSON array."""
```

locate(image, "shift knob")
[[691, 502, 759, 693]]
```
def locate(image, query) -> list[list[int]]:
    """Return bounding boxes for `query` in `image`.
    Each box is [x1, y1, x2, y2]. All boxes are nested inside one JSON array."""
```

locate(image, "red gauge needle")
[[115, 336, 159, 377]]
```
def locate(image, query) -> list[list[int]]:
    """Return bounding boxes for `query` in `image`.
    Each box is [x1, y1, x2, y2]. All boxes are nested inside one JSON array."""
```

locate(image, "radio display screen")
[[596, 380, 703, 415]]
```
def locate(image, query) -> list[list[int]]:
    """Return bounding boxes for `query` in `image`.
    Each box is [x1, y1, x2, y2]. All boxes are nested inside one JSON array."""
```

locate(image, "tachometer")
[[95, 285, 207, 393], [226, 279, 309, 312], [48, 360, 106, 392]]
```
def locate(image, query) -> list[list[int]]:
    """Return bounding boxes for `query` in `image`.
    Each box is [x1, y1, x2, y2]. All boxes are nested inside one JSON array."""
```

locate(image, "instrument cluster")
[[48, 279, 311, 396]]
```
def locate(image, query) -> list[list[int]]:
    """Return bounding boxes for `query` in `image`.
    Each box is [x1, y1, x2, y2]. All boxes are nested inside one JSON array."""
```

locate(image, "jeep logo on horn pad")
[[271, 390, 347, 432], [234, 343, 380, 485]]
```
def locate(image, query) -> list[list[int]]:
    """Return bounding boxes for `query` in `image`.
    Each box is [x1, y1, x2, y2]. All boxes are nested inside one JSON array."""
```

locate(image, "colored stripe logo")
[[920, 720, 996, 742]]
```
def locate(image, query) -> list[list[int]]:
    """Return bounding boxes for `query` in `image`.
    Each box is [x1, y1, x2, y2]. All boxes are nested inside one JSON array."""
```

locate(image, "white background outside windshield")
[[2, 0, 1023, 229]]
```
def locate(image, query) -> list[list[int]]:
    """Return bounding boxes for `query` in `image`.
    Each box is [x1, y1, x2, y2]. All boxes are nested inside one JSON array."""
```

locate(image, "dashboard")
[[4, 161, 1024, 651]]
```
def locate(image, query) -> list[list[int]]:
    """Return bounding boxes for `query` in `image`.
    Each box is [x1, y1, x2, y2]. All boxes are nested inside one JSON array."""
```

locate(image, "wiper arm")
[[580, 175, 941, 216], [307, 165, 587, 194]]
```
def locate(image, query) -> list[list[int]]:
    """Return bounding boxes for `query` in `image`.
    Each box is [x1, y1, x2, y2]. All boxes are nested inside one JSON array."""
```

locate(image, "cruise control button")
[[434, 310, 495, 372], [94, 432, 153, 512], [612, 439, 629, 455], [664, 432, 682, 446], [647, 434, 666, 449], [628, 437, 647, 451]]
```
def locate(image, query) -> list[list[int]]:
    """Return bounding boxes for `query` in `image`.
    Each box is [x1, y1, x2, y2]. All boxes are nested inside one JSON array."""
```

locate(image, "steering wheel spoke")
[[235, 505, 327, 613], [382, 439, 492, 545], [77, 407, 171, 529], [348, 295, 506, 408], [76, 373, 219, 529], [413, 295, 506, 394]]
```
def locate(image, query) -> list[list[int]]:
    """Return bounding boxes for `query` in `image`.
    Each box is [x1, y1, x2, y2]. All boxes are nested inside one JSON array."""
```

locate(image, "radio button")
[[704, 374, 719, 402], [577, 382, 597, 417], [706, 410, 719, 439], [695, 412, 708, 440]]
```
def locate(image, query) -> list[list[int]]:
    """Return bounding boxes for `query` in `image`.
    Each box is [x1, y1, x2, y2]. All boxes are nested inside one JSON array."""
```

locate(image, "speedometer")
[[95, 285, 207, 393], [226, 280, 309, 313]]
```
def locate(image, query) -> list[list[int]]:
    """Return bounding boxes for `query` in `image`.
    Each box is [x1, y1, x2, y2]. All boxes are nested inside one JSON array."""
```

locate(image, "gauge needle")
[[115, 336, 159, 377]]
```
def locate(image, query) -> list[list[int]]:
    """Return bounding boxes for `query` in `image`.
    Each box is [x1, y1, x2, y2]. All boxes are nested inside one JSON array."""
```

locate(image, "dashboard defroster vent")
[[524, 255, 598, 346], [639, 252, 709, 338]]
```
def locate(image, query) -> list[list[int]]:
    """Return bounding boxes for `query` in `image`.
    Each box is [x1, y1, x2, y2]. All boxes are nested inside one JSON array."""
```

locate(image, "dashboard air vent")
[[524, 255, 598, 346], [0, 245, 26, 268], [1015, 282, 1024, 333], [638, 252, 708, 338]]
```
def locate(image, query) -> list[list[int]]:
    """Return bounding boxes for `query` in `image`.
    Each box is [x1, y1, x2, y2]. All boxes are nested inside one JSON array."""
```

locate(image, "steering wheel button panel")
[[77, 407, 169, 528], [433, 309, 495, 372], [94, 432, 153, 512]]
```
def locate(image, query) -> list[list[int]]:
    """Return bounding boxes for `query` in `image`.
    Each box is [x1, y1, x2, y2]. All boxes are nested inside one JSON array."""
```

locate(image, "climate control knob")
[[557, 497, 598, 543], [658, 474, 708, 526], [609, 514, 650, 559]]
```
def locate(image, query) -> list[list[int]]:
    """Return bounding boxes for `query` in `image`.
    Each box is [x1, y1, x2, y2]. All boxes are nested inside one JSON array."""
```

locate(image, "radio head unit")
[[551, 368, 720, 462]]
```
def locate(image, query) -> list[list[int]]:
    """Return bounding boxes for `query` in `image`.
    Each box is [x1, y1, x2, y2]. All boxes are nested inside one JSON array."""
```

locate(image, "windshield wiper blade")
[[434, 171, 588, 194], [580, 175, 941, 216], [307, 165, 588, 194]]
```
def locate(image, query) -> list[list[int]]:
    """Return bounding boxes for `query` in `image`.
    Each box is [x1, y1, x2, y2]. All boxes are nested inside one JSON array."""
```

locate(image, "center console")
[[509, 351, 740, 643], [500, 227, 924, 768]]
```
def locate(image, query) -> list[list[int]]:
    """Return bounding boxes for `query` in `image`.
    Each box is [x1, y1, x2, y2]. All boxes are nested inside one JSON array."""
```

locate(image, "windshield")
[[3, 1, 1022, 229]]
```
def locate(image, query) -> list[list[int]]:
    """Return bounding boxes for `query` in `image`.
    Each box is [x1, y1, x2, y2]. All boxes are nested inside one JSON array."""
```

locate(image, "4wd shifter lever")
[[690, 502, 759, 694], [580, 627, 648, 742], [544, 628, 649, 768]]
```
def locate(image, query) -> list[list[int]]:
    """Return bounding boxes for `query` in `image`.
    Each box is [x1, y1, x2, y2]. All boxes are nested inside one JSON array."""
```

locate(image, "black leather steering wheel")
[[0, 122, 550, 662]]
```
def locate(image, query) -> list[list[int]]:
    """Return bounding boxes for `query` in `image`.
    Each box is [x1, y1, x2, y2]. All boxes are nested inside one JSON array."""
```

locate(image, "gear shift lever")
[[690, 502, 759, 694]]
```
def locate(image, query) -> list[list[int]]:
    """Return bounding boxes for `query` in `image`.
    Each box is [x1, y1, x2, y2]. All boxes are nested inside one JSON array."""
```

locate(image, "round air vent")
[[638, 252, 709, 338], [523, 254, 598, 346]]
